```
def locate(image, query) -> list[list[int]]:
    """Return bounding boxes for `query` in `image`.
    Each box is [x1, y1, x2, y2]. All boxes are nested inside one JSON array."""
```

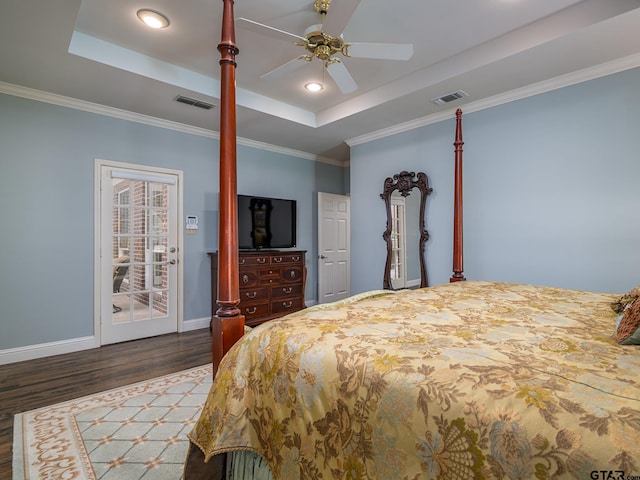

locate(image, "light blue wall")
[[0, 93, 346, 350], [236, 145, 347, 300], [351, 122, 455, 293], [351, 67, 640, 295]]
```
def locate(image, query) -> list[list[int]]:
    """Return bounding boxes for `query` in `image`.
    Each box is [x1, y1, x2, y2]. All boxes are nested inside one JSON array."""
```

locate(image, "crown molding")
[[237, 136, 346, 166], [346, 53, 640, 147], [0, 81, 345, 167]]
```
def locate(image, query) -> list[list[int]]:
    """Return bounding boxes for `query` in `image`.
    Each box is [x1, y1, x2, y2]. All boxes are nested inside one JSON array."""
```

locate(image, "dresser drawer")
[[271, 297, 304, 314], [240, 286, 269, 302], [241, 301, 270, 320], [259, 268, 281, 285], [239, 255, 270, 267], [281, 266, 304, 283], [240, 271, 259, 287], [270, 253, 304, 265], [271, 284, 303, 299]]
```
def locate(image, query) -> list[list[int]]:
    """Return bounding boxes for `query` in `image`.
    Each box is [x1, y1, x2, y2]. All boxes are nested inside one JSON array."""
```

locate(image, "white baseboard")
[[0, 317, 213, 365], [0, 336, 100, 365], [0, 312, 311, 365], [181, 317, 211, 332]]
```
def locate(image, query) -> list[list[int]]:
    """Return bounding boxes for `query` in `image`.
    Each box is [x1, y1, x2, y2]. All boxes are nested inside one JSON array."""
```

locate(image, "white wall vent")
[[430, 90, 469, 105], [175, 95, 215, 110]]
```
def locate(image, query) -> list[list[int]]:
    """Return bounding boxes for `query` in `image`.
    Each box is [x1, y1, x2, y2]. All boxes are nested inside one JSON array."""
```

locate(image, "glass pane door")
[[111, 179, 170, 322], [101, 166, 179, 344]]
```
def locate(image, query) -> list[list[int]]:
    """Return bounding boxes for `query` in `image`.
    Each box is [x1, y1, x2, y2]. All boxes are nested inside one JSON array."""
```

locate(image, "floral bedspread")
[[188, 281, 640, 479]]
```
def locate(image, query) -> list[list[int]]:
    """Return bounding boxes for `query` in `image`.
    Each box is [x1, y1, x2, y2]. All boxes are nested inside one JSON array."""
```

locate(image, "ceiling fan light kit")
[[237, 0, 413, 94], [298, 28, 350, 63]]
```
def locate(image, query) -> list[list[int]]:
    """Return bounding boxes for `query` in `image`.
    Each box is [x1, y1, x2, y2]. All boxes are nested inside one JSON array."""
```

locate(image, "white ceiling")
[[1, 0, 639, 164]]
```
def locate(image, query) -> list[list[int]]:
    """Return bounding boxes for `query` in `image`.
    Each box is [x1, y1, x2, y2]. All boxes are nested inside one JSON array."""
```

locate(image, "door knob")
[[169, 259, 176, 265], [319, 255, 327, 259]]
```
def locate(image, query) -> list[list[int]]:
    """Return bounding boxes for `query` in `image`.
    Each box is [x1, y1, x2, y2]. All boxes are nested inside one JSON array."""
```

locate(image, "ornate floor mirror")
[[380, 171, 432, 290]]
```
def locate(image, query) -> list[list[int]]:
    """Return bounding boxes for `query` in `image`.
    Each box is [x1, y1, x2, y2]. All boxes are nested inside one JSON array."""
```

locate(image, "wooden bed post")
[[212, 0, 244, 375], [450, 108, 466, 282]]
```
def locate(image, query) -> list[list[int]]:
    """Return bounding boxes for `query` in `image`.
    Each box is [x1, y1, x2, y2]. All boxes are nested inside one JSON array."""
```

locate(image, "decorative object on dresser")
[[209, 250, 306, 327]]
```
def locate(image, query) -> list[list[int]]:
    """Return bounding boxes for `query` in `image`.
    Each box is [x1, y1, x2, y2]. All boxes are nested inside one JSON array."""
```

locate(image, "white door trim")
[[94, 159, 184, 344]]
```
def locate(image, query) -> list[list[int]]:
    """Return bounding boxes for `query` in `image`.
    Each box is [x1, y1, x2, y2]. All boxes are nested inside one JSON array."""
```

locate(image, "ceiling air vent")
[[430, 90, 469, 106], [175, 95, 214, 110]]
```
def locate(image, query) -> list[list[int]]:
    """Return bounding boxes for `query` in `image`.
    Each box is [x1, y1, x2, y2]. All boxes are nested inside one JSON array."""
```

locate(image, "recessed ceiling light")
[[137, 9, 170, 29], [305, 82, 324, 92]]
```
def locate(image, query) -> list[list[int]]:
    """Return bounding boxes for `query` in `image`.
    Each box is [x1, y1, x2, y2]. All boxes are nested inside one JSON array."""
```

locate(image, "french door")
[[97, 161, 182, 345]]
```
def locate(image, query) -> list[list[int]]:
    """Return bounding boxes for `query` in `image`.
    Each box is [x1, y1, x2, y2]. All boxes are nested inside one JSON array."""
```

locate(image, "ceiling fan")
[[237, 0, 414, 94]]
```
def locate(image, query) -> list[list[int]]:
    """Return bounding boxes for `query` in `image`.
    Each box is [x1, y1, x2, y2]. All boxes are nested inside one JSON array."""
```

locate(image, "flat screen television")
[[237, 194, 297, 250]]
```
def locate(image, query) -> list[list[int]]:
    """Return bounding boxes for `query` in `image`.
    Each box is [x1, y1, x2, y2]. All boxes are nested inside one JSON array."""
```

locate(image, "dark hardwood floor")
[[0, 328, 213, 479]]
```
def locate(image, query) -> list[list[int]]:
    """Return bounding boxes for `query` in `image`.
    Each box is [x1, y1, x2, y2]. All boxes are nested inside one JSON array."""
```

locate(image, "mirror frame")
[[380, 171, 432, 290]]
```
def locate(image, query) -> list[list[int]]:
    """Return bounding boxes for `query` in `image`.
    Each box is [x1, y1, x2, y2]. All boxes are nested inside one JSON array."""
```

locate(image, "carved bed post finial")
[[450, 108, 466, 282], [213, 0, 245, 376]]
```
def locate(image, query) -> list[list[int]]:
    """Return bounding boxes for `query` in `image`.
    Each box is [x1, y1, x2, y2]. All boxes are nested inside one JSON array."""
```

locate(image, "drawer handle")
[[242, 274, 249, 284], [292, 256, 300, 261], [290, 271, 296, 278], [282, 301, 293, 308], [274, 257, 282, 263], [246, 306, 257, 314], [257, 258, 267, 264], [282, 287, 292, 294], [246, 291, 257, 299], [240, 258, 245, 265]]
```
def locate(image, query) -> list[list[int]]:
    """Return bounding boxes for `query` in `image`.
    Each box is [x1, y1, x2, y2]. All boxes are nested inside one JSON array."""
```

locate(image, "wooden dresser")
[[209, 250, 306, 327]]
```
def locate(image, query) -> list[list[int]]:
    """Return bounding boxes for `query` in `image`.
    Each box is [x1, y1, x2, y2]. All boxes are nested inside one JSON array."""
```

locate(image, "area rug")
[[13, 364, 213, 480]]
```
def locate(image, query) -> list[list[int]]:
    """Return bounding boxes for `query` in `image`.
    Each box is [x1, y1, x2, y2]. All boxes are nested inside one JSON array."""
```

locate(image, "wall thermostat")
[[186, 215, 198, 233]]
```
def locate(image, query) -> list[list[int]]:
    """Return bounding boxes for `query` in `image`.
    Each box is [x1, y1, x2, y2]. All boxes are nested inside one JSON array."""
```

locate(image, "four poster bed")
[[184, 1, 640, 478]]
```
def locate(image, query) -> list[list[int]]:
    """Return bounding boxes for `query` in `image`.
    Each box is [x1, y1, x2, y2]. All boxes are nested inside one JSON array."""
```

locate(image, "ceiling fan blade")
[[321, 0, 361, 37], [260, 57, 306, 80], [326, 61, 357, 94], [347, 42, 414, 61], [236, 17, 307, 43]]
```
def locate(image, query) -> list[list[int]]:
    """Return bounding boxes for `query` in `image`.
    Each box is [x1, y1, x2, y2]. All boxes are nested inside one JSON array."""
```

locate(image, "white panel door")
[[97, 162, 181, 345], [318, 192, 350, 304]]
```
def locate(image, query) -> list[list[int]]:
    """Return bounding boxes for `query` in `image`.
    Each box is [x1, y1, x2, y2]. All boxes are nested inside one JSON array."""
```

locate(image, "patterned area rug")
[[13, 364, 213, 480]]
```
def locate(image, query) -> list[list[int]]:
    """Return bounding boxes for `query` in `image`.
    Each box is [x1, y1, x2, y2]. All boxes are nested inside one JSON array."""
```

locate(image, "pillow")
[[616, 295, 640, 345], [611, 285, 640, 314]]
